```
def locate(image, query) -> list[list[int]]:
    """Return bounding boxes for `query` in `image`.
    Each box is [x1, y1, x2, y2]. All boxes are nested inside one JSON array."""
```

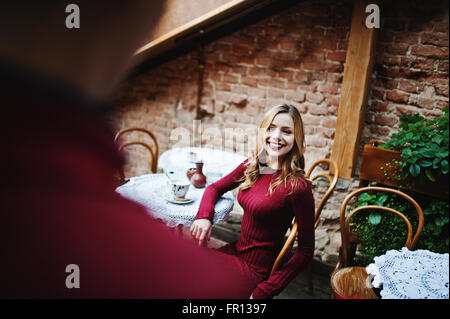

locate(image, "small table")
[[366, 247, 449, 299], [116, 173, 234, 228], [158, 147, 247, 179]]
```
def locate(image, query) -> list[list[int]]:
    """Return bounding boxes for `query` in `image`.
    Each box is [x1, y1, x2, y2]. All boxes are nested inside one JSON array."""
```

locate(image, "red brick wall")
[[362, 0, 449, 164], [107, 0, 449, 264]]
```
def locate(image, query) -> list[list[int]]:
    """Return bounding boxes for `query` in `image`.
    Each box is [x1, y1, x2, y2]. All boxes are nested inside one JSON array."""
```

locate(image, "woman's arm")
[[194, 159, 248, 222], [251, 179, 315, 299], [191, 159, 248, 245]]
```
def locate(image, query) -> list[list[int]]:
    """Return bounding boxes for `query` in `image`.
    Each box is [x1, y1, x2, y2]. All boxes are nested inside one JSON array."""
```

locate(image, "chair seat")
[[330, 266, 378, 299]]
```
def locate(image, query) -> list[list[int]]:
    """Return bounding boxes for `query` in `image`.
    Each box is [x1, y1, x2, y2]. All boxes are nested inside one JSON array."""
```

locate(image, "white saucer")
[[166, 197, 194, 205]]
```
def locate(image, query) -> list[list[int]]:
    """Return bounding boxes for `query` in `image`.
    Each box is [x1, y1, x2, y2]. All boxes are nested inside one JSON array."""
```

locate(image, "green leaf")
[[358, 193, 372, 202], [419, 159, 433, 167], [402, 148, 413, 157], [433, 158, 441, 169], [437, 151, 449, 159], [435, 217, 445, 227], [401, 169, 410, 179], [374, 194, 388, 206], [359, 202, 369, 207], [409, 163, 421, 177], [423, 151, 435, 158], [368, 213, 382, 225], [425, 169, 436, 182], [432, 136, 443, 144], [441, 160, 449, 175]]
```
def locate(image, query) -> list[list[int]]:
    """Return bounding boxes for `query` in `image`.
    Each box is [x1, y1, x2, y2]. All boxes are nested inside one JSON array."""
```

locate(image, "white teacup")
[[170, 179, 190, 199]]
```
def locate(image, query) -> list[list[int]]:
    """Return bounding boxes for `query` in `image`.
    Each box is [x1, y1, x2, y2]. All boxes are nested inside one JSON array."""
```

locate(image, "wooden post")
[[330, 0, 378, 180]]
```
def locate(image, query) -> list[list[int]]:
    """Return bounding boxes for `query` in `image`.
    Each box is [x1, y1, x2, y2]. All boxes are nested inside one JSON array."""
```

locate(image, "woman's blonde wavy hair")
[[238, 104, 307, 195]]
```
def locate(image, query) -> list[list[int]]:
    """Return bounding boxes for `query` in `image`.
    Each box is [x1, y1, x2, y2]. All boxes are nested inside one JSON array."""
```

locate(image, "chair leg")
[[307, 261, 314, 294]]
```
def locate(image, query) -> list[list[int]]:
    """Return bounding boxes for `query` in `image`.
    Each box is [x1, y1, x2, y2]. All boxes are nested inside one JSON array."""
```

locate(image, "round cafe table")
[[366, 247, 449, 299], [115, 173, 234, 228], [158, 147, 247, 180]]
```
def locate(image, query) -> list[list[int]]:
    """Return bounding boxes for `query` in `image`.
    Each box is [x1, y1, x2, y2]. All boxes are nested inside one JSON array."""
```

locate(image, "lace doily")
[[116, 174, 234, 228], [158, 147, 246, 178], [366, 247, 449, 299]]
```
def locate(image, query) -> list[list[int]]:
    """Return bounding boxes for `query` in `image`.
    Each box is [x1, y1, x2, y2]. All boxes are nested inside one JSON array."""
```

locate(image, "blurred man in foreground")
[[0, 1, 252, 298]]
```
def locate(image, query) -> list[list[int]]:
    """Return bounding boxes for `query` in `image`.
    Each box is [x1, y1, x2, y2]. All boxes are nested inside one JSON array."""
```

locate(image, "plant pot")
[[359, 143, 449, 200]]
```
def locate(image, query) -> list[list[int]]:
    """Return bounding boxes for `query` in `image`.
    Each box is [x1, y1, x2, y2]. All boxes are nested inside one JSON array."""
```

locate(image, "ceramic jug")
[[186, 167, 196, 180], [190, 161, 207, 188]]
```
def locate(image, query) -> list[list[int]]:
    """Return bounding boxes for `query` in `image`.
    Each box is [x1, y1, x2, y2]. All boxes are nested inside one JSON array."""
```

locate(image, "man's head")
[[0, 1, 165, 100]]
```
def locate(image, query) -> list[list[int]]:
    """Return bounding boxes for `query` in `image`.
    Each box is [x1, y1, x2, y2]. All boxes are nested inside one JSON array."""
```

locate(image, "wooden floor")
[[274, 268, 332, 299]]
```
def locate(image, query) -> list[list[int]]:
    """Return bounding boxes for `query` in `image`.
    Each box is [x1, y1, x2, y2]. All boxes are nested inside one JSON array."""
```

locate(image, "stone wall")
[[107, 0, 449, 266]]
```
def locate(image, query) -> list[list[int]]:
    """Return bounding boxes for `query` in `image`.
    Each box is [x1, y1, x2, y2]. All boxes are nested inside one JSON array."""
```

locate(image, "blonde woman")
[[190, 104, 315, 299]]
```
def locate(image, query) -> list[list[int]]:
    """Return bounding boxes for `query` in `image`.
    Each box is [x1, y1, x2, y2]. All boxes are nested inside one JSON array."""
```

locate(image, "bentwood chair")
[[329, 186, 424, 299], [114, 127, 159, 183], [270, 158, 339, 294]]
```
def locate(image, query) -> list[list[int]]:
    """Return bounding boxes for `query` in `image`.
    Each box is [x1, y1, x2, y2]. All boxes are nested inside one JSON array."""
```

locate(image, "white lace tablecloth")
[[366, 247, 449, 299], [158, 147, 246, 179], [116, 174, 234, 228]]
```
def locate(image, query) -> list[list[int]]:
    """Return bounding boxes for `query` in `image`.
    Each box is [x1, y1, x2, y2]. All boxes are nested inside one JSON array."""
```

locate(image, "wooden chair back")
[[336, 186, 424, 270], [270, 222, 298, 276], [306, 158, 339, 229], [114, 127, 159, 182], [270, 158, 339, 276]]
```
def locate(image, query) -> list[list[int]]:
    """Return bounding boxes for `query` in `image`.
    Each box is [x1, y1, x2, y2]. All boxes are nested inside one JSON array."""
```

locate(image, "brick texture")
[[365, 0, 449, 152]]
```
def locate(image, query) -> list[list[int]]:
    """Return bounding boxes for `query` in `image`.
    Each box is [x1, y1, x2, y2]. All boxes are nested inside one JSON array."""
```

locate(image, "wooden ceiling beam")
[[133, 0, 277, 64]]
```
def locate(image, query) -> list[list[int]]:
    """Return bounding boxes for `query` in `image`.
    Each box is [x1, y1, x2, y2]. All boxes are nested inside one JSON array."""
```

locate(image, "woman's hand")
[[190, 218, 212, 246]]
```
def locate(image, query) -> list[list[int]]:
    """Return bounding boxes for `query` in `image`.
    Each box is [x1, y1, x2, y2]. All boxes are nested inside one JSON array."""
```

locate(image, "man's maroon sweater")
[[0, 64, 251, 298]]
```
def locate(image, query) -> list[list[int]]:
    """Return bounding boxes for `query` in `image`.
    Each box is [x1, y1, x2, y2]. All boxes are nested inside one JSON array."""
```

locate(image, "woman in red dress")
[[190, 104, 315, 299]]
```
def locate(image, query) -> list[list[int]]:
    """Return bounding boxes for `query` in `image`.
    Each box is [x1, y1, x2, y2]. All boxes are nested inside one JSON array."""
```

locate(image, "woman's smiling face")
[[264, 112, 295, 164]]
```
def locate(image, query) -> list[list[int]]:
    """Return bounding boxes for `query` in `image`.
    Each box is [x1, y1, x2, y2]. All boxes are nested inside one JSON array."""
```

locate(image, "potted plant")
[[359, 108, 449, 200]]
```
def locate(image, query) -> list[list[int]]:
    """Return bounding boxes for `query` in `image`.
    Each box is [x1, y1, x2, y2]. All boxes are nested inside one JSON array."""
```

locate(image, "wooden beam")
[[136, 0, 248, 55], [330, 0, 378, 180], [133, 0, 276, 63]]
